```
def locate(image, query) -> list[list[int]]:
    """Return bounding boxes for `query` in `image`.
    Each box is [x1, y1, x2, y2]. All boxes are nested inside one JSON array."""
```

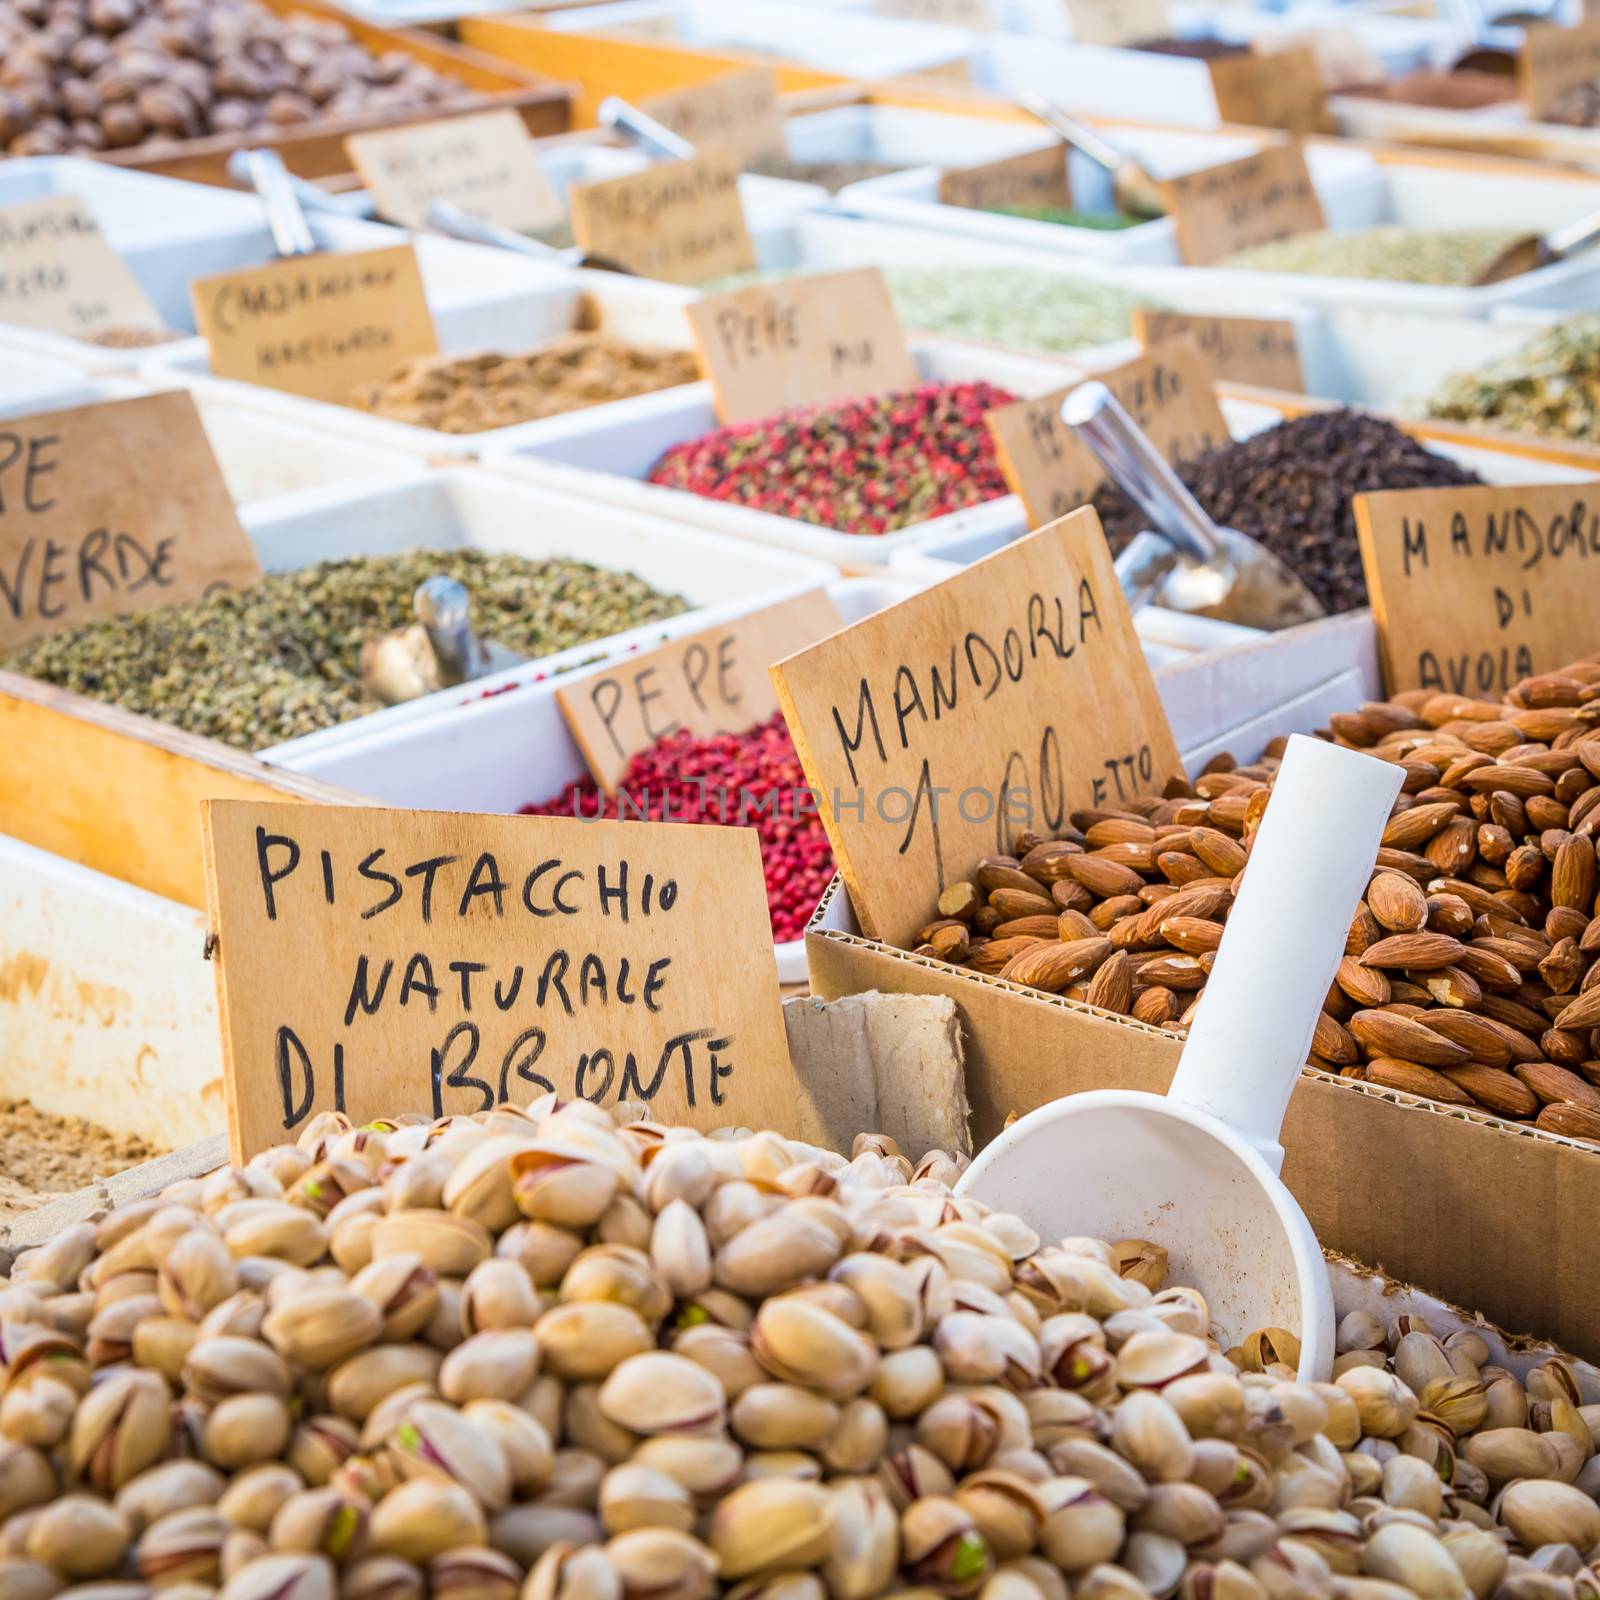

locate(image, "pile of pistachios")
[[1, 1098, 1597, 1600]]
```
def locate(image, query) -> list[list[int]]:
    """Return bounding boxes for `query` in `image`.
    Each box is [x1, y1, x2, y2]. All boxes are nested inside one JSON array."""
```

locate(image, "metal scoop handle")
[[236, 148, 318, 259], [1062, 381, 1226, 569], [1015, 90, 1125, 175], [1542, 202, 1600, 267], [426, 200, 577, 264], [599, 95, 696, 160], [226, 150, 370, 219]]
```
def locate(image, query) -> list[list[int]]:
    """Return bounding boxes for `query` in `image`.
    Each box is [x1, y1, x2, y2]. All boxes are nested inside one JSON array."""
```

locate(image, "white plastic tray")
[[1108, 157, 1600, 317], [0, 341, 106, 418], [541, 0, 978, 76], [147, 270, 707, 457], [836, 127, 1380, 266], [779, 104, 1058, 172], [269, 577, 917, 984], [231, 464, 835, 762], [483, 335, 1092, 568]]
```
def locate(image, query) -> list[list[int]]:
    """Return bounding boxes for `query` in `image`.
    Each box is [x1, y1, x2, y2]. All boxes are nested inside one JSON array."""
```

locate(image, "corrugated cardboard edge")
[[804, 875, 1600, 1362], [784, 991, 970, 1159]]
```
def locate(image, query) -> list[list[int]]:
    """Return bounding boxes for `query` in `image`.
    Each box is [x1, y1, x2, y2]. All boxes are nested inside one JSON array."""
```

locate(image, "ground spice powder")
[[525, 712, 833, 944], [645, 380, 1017, 536]]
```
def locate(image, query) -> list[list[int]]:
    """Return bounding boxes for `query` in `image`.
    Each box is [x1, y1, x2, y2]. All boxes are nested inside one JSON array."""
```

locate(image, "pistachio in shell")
[[708, 1478, 835, 1577], [597, 1353, 727, 1438], [367, 1480, 487, 1565], [25, 1494, 130, 1579]]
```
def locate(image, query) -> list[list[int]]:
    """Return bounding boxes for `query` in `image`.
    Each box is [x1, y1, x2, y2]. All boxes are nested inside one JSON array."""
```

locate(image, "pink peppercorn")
[[523, 712, 835, 944], [645, 381, 1018, 536]]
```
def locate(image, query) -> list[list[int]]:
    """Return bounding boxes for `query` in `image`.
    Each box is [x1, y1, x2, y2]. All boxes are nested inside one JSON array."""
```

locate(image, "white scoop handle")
[[1169, 735, 1401, 1172]]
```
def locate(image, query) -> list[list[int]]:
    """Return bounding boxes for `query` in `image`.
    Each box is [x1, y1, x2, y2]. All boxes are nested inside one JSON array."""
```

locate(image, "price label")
[[639, 68, 788, 163], [1160, 140, 1326, 266], [1522, 15, 1600, 120], [202, 801, 795, 1159], [346, 109, 564, 234], [876, 0, 992, 24], [1354, 480, 1600, 697], [191, 244, 439, 405], [0, 391, 261, 654], [569, 150, 756, 286], [939, 145, 1071, 213], [687, 267, 919, 425], [1208, 47, 1332, 135], [1133, 307, 1304, 393], [1063, 0, 1169, 46], [985, 340, 1229, 529], [558, 588, 845, 794], [771, 507, 1184, 948], [0, 196, 162, 340]]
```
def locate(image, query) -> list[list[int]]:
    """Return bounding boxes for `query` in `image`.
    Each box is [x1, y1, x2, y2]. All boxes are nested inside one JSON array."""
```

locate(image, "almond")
[[937, 882, 979, 922], [1381, 802, 1461, 850], [1423, 817, 1477, 876], [1479, 993, 1550, 1036], [1052, 880, 1095, 915], [1157, 916, 1224, 956], [1336, 954, 1392, 1009], [1515, 1060, 1600, 1111], [991, 915, 1064, 942], [1189, 827, 1247, 877], [1087, 893, 1143, 929], [1019, 842, 1083, 884], [1426, 893, 1474, 937], [1461, 764, 1556, 798], [1082, 818, 1154, 849], [1057, 910, 1099, 942], [1131, 986, 1177, 1026], [1065, 854, 1145, 899], [1553, 987, 1600, 1033], [1346, 902, 1382, 955], [967, 936, 1044, 976], [1084, 949, 1133, 1015], [1453, 946, 1524, 993], [1312, 1011, 1358, 1067], [1418, 965, 1482, 1010], [1359, 932, 1464, 972], [1540, 1028, 1588, 1067], [1347, 1010, 1471, 1068], [1423, 1011, 1523, 1068], [987, 886, 1058, 921], [1534, 1101, 1600, 1143], [1552, 834, 1597, 911], [975, 856, 1038, 896], [999, 936, 1114, 993], [1438, 1065, 1540, 1119], [1367, 872, 1428, 934], [1364, 1057, 1477, 1106], [1539, 937, 1584, 995], [1134, 954, 1207, 992]]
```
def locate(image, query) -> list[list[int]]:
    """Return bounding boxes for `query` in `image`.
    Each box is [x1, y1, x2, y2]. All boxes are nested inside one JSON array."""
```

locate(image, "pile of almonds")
[[1, 1097, 1599, 1600], [909, 660, 1600, 1146], [0, 0, 475, 156]]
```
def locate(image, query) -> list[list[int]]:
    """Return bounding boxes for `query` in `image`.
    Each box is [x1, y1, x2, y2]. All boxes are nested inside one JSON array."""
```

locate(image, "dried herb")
[[1221, 226, 1524, 286], [1425, 314, 1600, 443]]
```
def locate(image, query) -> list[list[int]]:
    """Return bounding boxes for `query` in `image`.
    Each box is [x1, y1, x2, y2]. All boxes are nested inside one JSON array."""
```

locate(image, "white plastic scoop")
[[956, 734, 1402, 1382]]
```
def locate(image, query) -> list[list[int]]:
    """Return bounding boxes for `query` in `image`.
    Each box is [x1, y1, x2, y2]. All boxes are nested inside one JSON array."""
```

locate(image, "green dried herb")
[[3, 550, 688, 752], [985, 204, 1140, 231], [1424, 315, 1600, 443], [1221, 225, 1524, 287]]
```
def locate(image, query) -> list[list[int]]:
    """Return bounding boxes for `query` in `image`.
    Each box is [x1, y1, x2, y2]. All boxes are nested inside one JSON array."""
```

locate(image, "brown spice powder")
[[0, 1101, 163, 1218]]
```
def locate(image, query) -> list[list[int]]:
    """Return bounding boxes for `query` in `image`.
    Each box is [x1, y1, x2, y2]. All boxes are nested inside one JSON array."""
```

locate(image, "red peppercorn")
[[523, 712, 835, 944], [645, 381, 1018, 537]]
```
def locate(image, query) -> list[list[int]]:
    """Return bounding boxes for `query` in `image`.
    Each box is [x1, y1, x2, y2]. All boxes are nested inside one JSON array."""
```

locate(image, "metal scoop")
[[226, 149, 372, 219], [233, 147, 319, 258], [1063, 380, 1325, 633], [1471, 202, 1600, 286], [360, 577, 526, 707], [1016, 91, 1165, 221], [425, 200, 636, 276], [598, 95, 696, 160], [957, 734, 1403, 1382]]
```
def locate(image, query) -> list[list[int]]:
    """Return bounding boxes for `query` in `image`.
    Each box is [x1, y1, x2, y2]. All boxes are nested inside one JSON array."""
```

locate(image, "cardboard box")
[[805, 614, 1600, 1362]]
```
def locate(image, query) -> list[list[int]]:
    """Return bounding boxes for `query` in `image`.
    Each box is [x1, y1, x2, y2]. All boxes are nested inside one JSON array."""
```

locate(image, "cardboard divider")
[[0, 672, 365, 910]]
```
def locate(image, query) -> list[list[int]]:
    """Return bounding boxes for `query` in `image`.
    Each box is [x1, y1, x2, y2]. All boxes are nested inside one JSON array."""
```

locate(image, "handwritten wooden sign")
[[687, 268, 919, 425], [569, 151, 756, 286], [1522, 16, 1600, 121], [0, 391, 261, 654], [985, 340, 1229, 529], [639, 68, 788, 163], [1354, 481, 1600, 698], [346, 109, 563, 233], [559, 589, 845, 794], [1064, 0, 1169, 46], [876, 0, 992, 25], [0, 196, 162, 340], [191, 244, 439, 405], [772, 508, 1184, 948], [939, 145, 1071, 213], [1208, 48, 1332, 135], [1133, 307, 1304, 394], [202, 801, 794, 1158], [1160, 140, 1326, 266]]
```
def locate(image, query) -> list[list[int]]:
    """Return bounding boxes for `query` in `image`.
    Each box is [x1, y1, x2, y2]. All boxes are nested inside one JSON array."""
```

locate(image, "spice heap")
[[1129, 36, 1249, 60], [986, 205, 1140, 232], [0, 1101, 161, 1219], [6, 1095, 1600, 1600], [2, 552, 688, 750], [1220, 227, 1525, 287], [1090, 411, 1483, 615], [82, 326, 186, 349], [1545, 80, 1600, 127], [525, 712, 833, 943], [745, 153, 906, 192], [1424, 315, 1600, 445], [0, 0, 474, 156], [351, 340, 702, 435], [646, 381, 1017, 537], [910, 654, 1600, 1143], [1348, 68, 1517, 110], [883, 268, 1136, 356]]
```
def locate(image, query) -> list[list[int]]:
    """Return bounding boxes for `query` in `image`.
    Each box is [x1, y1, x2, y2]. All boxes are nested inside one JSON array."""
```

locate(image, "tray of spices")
[[0, 465, 834, 758], [893, 394, 1600, 619], [272, 576, 919, 983], [485, 335, 1097, 566], [1115, 156, 1600, 315], [154, 266, 712, 455], [835, 123, 1380, 265]]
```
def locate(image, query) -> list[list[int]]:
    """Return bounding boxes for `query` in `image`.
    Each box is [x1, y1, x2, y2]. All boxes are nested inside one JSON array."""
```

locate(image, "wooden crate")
[[91, 0, 573, 186], [459, 17, 848, 127]]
